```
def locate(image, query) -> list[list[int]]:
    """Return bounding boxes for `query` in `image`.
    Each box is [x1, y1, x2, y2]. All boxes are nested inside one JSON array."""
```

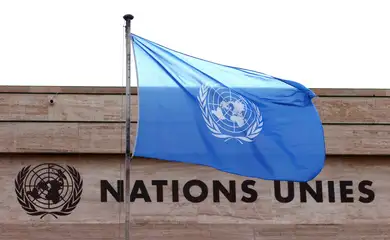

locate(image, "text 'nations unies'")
[[100, 179, 375, 203]]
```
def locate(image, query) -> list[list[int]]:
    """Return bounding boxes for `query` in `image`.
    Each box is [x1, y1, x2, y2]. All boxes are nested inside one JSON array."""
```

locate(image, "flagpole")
[[123, 13, 134, 240]]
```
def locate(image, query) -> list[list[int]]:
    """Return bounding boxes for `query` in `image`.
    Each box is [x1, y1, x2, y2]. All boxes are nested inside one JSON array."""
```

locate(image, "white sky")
[[0, 0, 389, 88]]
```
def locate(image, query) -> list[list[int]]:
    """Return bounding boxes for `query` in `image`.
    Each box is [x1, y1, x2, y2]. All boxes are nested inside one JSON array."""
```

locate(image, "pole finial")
[[123, 14, 134, 21]]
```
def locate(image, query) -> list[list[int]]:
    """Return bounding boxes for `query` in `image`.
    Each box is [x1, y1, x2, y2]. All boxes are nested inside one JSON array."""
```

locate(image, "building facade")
[[0, 86, 389, 239]]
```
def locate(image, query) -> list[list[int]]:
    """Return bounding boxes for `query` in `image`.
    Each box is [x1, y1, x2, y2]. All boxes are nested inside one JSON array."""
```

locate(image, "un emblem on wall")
[[14, 163, 83, 219], [197, 83, 263, 144]]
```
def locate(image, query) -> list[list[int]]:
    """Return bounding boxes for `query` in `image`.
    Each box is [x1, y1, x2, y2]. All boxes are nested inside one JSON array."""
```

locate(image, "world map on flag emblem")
[[197, 83, 264, 144]]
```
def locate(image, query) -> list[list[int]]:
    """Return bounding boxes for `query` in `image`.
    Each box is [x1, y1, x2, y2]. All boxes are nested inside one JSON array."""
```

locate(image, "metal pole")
[[123, 13, 134, 240]]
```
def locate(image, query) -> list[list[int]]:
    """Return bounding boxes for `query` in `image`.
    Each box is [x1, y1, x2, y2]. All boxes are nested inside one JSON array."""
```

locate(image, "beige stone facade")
[[0, 86, 389, 239]]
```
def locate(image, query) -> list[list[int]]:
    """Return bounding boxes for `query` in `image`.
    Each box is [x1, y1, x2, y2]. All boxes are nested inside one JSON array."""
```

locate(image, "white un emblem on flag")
[[197, 83, 264, 144]]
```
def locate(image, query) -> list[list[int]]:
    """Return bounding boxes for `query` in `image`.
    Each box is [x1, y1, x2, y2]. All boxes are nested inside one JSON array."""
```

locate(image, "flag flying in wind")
[[131, 34, 325, 182]]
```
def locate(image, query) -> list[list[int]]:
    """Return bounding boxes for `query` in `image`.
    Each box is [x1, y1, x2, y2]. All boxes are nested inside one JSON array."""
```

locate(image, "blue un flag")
[[131, 34, 326, 182]]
